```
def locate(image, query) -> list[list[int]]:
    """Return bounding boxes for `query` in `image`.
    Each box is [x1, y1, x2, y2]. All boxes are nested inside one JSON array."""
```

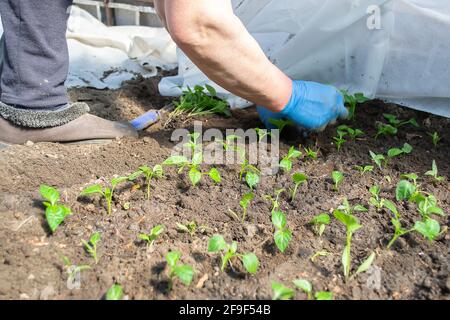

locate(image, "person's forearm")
[[165, 0, 292, 111]]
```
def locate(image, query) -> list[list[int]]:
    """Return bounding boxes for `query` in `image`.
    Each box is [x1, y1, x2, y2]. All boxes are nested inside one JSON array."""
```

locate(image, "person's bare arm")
[[162, 0, 292, 112]]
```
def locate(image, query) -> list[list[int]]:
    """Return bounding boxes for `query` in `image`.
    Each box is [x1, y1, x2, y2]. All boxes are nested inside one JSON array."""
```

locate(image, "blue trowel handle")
[[129, 110, 160, 131]]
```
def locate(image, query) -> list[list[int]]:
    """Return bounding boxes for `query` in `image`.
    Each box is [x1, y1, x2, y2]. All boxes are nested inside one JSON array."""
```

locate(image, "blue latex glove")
[[257, 80, 348, 132]]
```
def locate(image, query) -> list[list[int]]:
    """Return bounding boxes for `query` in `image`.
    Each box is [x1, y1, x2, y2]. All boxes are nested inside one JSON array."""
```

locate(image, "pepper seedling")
[[129, 164, 164, 199], [255, 128, 272, 142], [39, 185, 72, 233], [354, 165, 374, 175], [369, 186, 383, 211], [229, 192, 254, 223], [383, 113, 419, 128], [310, 250, 331, 262], [304, 147, 318, 160], [340, 198, 368, 214], [268, 118, 295, 134], [333, 130, 347, 152], [333, 207, 375, 281], [425, 160, 444, 182], [387, 143, 413, 158], [293, 279, 313, 300], [332, 171, 344, 192], [428, 132, 441, 148], [177, 221, 208, 237], [310, 213, 330, 237], [81, 176, 128, 215], [264, 189, 285, 213], [208, 235, 259, 274], [417, 195, 444, 219], [166, 251, 195, 290], [106, 284, 123, 300], [271, 282, 295, 300], [165, 84, 230, 126], [369, 151, 386, 169], [337, 125, 364, 140], [395, 179, 417, 202], [290, 172, 308, 201], [164, 132, 222, 187], [61, 256, 91, 285], [139, 225, 164, 247], [375, 123, 398, 139], [341, 90, 369, 120], [315, 292, 334, 300], [81, 232, 101, 264], [293, 279, 334, 300], [279, 146, 302, 172], [272, 210, 292, 253], [238, 150, 261, 190], [414, 218, 446, 242], [381, 199, 412, 249]]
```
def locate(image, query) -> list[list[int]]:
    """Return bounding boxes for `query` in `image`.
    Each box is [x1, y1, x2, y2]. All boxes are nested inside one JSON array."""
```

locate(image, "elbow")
[[167, 10, 225, 51]]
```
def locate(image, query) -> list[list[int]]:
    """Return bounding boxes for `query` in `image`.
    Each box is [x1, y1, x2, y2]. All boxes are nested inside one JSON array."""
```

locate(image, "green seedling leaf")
[[106, 284, 123, 300], [304, 147, 318, 160], [166, 251, 180, 268], [242, 253, 259, 274], [272, 210, 287, 230], [205, 84, 217, 96], [310, 250, 331, 262], [272, 282, 295, 300], [163, 155, 189, 166], [356, 252, 376, 275], [396, 180, 416, 201], [208, 168, 221, 183], [188, 167, 202, 186], [208, 235, 227, 252], [40, 185, 60, 206], [315, 291, 334, 300], [82, 232, 101, 264], [369, 151, 385, 169], [245, 171, 260, 190], [46, 205, 72, 233], [274, 229, 292, 253], [425, 160, 445, 182], [290, 172, 308, 201], [139, 225, 164, 247], [80, 184, 104, 196], [173, 265, 194, 286], [354, 205, 368, 212], [293, 279, 313, 300], [269, 119, 294, 133], [310, 213, 330, 237], [414, 218, 441, 242], [332, 171, 344, 191], [428, 132, 441, 148], [381, 199, 399, 216], [355, 165, 374, 175], [166, 251, 194, 289], [272, 211, 292, 253], [375, 123, 398, 138], [334, 208, 361, 281], [279, 146, 302, 172], [111, 176, 128, 188]]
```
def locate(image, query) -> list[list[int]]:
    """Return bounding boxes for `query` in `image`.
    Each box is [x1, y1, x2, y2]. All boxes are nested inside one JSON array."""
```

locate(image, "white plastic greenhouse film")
[[159, 0, 450, 117]]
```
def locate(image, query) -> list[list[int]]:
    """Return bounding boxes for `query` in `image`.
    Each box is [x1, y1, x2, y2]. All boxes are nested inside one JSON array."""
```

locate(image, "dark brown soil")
[[0, 76, 449, 300]]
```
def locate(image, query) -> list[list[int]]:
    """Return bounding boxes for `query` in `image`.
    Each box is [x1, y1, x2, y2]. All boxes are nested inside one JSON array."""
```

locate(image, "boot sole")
[[0, 138, 114, 149]]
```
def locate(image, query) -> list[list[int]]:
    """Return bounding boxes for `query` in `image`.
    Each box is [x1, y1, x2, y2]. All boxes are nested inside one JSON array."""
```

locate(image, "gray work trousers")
[[0, 0, 73, 109]]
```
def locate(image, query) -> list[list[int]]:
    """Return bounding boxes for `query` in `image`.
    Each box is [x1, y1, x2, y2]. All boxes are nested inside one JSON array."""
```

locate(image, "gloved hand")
[[257, 80, 348, 132]]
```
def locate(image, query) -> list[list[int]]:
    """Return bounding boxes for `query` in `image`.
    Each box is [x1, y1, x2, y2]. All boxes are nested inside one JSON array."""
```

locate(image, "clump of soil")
[[0, 77, 449, 300]]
